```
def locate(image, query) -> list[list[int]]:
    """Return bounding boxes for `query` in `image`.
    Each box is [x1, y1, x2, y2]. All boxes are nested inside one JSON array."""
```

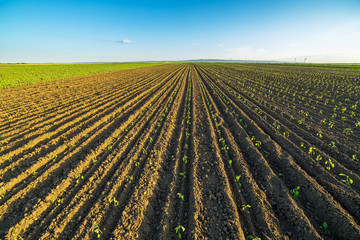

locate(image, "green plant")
[[290, 186, 300, 199], [316, 131, 323, 138], [300, 142, 306, 149], [255, 141, 262, 149], [352, 154, 358, 162], [179, 172, 186, 178], [110, 197, 119, 206], [339, 173, 353, 185], [0, 186, 5, 199], [94, 225, 102, 238], [126, 175, 133, 183], [182, 155, 188, 164], [175, 225, 185, 239], [342, 128, 353, 135], [32, 171, 38, 178], [329, 141, 336, 149], [229, 159, 232, 166], [92, 157, 97, 163], [149, 137, 153, 143], [53, 197, 63, 206], [241, 204, 251, 213], [11, 234, 24, 240], [321, 222, 330, 234], [135, 162, 140, 167], [177, 193, 184, 201], [236, 175, 242, 188], [316, 155, 322, 162], [308, 147, 316, 155], [283, 131, 289, 138], [264, 151, 270, 158], [142, 148, 147, 155], [248, 235, 261, 240], [75, 174, 84, 183], [278, 173, 283, 177], [325, 158, 334, 170]]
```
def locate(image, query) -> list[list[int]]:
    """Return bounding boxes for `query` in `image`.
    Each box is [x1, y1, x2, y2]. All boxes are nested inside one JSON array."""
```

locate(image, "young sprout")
[[11, 234, 24, 240], [339, 173, 353, 185], [278, 173, 284, 177], [236, 175, 242, 188], [300, 142, 306, 149], [325, 158, 335, 170], [94, 225, 102, 238], [91, 156, 97, 163], [241, 204, 251, 213], [0, 186, 5, 199], [248, 235, 261, 240], [179, 172, 186, 178], [316, 155, 322, 162], [149, 137, 153, 143], [53, 197, 63, 206], [126, 175, 133, 183], [321, 222, 331, 234], [177, 193, 184, 201], [352, 154, 358, 162], [283, 131, 289, 138], [290, 186, 300, 199], [182, 155, 188, 164], [75, 174, 84, 183], [229, 159, 233, 166], [32, 171, 38, 178], [317, 131, 323, 138], [308, 147, 316, 155], [255, 141, 262, 149], [342, 128, 353, 135], [142, 148, 147, 155], [110, 197, 119, 206], [135, 162, 140, 167], [175, 225, 185, 239], [264, 151, 270, 158]]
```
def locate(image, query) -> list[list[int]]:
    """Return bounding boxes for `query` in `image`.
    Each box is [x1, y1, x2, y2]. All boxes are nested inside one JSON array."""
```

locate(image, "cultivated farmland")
[[0, 63, 359, 240]]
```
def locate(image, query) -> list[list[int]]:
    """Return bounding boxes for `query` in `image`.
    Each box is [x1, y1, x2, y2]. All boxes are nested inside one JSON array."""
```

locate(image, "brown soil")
[[0, 63, 359, 240]]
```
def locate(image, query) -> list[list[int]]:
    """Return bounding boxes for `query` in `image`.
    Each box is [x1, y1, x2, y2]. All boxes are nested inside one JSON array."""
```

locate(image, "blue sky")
[[0, 0, 359, 63]]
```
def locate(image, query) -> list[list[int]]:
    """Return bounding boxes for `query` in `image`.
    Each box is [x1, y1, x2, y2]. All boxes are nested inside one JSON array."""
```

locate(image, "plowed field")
[[0, 63, 359, 240]]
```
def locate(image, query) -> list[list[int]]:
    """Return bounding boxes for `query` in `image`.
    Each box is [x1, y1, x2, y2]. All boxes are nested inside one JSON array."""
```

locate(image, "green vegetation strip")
[[0, 62, 172, 89]]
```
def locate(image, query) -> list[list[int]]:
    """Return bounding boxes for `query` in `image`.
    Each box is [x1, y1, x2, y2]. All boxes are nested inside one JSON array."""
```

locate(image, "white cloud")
[[106, 39, 133, 44]]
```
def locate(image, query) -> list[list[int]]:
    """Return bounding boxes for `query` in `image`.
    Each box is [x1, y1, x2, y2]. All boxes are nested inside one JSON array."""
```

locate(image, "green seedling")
[[149, 137, 153, 143], [290, 186, 300, 199], [236, 175, 242, 188], [184, 144, 189, 150], [321, 222, 330, 234], [177, 193, 184, 201], [278, 173, 283, 177], [11, 234, 24, 240], [339, 173, 353, 185], [32, 171, 38, 178], [300, 142, 306, 149], [107, 142, 113, 151], [255, 141, 262, 149], [325, 158, 334, 170], [317, 131, 323, 138], [241, 204, 251, 213], [308, 147, 316, 156], [175, 225, 185, 239], [0, 186, 5, 199], [110, 197, 119, 206], [283, 131, 289, 138], [75, 174, 84, 183], [94, 225, 102, 238], [92, 157, 97, 163], [248, 235, 261, 240], [135, 162, 140, 167], [229, 159, 232, 166], [179, 172, 186, 178], [316, 155, 322, 162], [142, 148, 147, 155], [51, 154, 58, 162], [182, 155, 188, 164], [264, 151, 270, 158], [352, 154, 358, 162], [126, 175, 133, 183], [53, 197, 63, 206], [342, 128, 353, 135]]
